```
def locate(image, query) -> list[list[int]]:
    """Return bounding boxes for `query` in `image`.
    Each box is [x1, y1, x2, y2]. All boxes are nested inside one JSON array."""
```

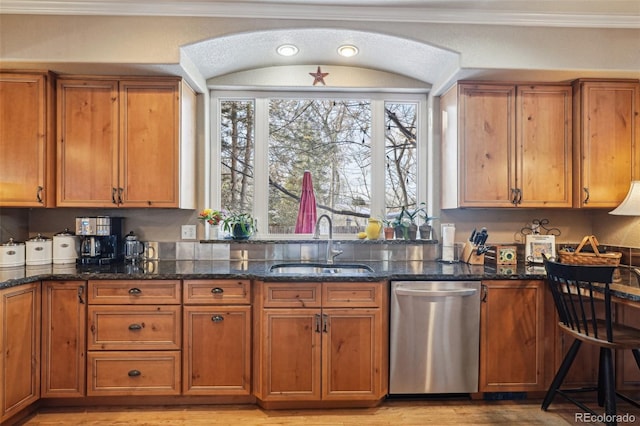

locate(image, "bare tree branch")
[[268, 176, 369, 219]]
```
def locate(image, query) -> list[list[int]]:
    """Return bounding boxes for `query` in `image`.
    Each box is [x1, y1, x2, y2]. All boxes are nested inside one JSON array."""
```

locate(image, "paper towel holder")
[[438, 223, 458, 263]]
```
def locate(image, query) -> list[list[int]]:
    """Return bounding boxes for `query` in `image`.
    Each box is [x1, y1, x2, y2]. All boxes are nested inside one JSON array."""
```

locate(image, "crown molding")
[[1, 1, 638, 29]]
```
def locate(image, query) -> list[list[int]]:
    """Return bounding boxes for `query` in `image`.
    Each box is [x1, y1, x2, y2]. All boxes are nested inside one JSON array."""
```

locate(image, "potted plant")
[[381, 217, 395, 240], [221, 212, 257, 240], [392, 207, 407, 240], [198, 208, 224, 240], [414, 202, 437, 240]]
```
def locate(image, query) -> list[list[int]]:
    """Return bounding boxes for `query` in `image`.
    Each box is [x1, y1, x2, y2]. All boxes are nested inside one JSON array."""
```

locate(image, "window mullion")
[[371, 99, 386, 220], [254, 98, 269, 237]]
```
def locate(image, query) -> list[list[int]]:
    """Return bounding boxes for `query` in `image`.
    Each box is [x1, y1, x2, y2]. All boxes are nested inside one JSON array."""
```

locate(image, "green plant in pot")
[[381, 217, 395, 240], [221, 212, 257, 240], [392, 207, 414, 240], [412, 202, 437, 240]]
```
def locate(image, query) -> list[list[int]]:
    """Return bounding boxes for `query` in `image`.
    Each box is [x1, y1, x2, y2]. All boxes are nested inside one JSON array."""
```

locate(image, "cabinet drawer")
[[87, 351, 180, 396], [183, 280, 251, 305], [262, 282, 322, 308], [322, 282, 383, 308], [88, 280, 181, 305], [88, 305, 181, 350]]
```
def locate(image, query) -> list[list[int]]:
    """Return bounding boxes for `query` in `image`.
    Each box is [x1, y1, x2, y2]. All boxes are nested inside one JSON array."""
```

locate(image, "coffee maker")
[[75, 216, 124, 265]]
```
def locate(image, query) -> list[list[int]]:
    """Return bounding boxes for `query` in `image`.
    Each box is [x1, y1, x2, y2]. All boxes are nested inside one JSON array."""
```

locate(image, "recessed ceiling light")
[[337, 45, 359, 58], [276, 44, 299, 57]]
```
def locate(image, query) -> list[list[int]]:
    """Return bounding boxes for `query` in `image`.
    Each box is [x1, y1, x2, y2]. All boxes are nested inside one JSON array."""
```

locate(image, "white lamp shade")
[[609, 181, 640, 216]]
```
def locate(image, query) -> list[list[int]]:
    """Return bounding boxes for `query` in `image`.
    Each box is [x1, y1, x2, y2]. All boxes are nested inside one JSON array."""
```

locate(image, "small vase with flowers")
[[198, 209, 224, 240]]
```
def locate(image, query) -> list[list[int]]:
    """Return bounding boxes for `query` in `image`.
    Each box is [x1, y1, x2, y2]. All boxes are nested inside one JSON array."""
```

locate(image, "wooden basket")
[[557, 235, 622, 266]]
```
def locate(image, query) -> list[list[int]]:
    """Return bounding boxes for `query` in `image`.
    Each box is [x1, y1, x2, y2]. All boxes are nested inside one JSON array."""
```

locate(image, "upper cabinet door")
[[441, 82, 573, 209], [573, 80, 640, 208], [458, 83, 516, 207], [517, 85, 572, 208], [0, 72, 55, 207], [57, 79, 119, 207], [55, 77, 194, 208], [119, 80, 180, 208]]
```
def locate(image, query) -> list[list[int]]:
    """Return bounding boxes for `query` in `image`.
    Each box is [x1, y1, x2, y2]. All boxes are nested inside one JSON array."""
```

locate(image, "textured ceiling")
[[182, 29, 458, 86]]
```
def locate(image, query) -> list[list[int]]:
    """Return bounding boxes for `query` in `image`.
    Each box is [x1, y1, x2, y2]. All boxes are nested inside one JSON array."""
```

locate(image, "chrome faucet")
[[313, 214, 343, 264]]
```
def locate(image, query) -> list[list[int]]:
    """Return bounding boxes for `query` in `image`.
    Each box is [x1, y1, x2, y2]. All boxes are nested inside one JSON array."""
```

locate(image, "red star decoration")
[[309, 66, 329, 86]]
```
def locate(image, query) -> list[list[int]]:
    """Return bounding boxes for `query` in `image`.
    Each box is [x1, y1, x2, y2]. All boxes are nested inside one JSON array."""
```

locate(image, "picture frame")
[[525, 234, 556, 264]]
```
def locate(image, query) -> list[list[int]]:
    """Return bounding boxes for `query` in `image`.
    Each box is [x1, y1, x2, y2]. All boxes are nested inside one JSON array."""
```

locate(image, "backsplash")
[[161, 240, 639, 267], [173, 240, 441, 262]]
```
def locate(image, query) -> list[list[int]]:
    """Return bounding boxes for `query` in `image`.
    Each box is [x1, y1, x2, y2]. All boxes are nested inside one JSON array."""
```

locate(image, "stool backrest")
[[544, 258, 616, 343]]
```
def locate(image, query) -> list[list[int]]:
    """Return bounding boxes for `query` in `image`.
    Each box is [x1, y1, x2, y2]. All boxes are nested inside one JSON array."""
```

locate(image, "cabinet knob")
[[128, 287, 142, 295], [128, 370, 142, 377], [128, 323, 143, 330], [211, 287, 224, 294], [211, 315, 224, 322]]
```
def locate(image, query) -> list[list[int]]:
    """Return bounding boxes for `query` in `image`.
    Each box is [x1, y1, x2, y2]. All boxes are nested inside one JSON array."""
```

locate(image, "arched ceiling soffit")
[[181, 28, 459, 87]]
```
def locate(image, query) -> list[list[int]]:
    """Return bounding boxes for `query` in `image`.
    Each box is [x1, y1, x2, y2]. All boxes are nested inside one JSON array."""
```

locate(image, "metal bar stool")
[[542, 258, 640, 425]]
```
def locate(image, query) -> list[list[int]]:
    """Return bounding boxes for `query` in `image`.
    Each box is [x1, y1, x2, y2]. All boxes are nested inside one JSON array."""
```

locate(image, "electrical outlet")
[[181, 225, 197, 240]]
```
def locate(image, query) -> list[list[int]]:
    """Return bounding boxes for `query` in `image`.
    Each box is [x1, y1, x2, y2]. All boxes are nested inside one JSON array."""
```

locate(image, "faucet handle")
[[330, 242, 344, 261]]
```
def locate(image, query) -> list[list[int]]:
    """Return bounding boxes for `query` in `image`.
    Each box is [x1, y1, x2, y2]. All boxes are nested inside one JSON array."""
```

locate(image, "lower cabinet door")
[[0, 283, 40, 422], [87, 351, 180, 396], [322, 308, 384, 400], [41, 281, 86, 398], [259, 309, 321, 400], [182, 305, 251, 395], [480, 280, 554, 392]]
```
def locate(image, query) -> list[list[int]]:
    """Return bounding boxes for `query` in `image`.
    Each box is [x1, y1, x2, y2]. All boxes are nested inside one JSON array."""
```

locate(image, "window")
[[215, 92, 425, 237]]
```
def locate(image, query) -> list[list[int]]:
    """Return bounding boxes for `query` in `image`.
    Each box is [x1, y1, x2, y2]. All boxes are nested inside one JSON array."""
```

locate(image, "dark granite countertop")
[[1, 260, 638, 302]]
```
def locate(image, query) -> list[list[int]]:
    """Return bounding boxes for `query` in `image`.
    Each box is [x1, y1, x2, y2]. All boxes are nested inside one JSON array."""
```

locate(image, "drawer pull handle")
[[128, 370, 141, 377], [211, 287, 224, 294], [211, 315, 224, 322], [129, 288, 142, 295], [128, 323, 143, 330]]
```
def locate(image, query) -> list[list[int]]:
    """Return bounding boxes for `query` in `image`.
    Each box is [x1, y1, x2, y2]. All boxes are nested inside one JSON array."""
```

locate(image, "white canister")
[[0, 238, 25, 268], [26, 234, 53, 265], [53, 229, 80, 264]]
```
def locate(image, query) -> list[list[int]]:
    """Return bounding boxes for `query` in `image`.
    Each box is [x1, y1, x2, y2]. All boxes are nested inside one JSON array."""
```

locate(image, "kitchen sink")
[[269, 263, 374, 275]]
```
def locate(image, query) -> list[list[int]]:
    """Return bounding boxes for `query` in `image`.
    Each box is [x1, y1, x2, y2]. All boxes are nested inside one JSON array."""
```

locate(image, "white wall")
[[1, 14, 638, 247]]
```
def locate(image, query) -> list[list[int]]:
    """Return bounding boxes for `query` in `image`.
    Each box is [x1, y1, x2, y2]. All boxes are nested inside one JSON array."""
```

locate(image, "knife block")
[[461, 241, 485, 265]]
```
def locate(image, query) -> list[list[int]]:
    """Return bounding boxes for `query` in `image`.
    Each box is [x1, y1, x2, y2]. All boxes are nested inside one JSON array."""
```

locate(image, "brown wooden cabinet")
[[479, 280, 555, 393], [41, 280, 86, 398], [56, 78, 118, 207], [572, 79, 640, 208], [253, 281, 388, 408], [0, 71, 56, 207], [86, 280, 181, 396], [182, 280, 252, 395], [56, 77, 196, 208], [0, 283, 40, 423], [441, 82, 572, 208]]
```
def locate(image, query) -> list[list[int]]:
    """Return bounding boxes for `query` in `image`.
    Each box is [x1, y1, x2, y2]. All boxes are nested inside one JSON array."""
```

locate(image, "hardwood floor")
[[17, 399, 608, 426]]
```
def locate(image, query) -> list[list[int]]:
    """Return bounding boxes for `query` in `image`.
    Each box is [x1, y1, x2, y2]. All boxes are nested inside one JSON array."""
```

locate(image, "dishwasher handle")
[[395, 287, 478, 297]]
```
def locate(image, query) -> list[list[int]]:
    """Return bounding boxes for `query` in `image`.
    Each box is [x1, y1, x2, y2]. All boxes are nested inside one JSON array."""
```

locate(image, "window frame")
[[209, 90, 428, 239]]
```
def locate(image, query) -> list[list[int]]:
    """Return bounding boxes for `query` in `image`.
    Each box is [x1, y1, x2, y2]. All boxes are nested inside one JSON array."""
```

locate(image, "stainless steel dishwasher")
[[389, 281, 481, 394]]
